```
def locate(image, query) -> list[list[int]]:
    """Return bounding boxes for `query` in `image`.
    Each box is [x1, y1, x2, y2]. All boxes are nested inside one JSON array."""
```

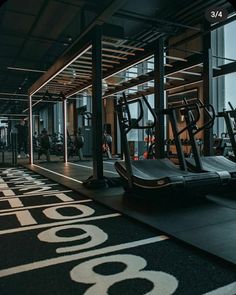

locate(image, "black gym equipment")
[[217, 102, 236, 161], [115, 93, 229, 196], [81, 112, 93, 157], [181, 99, 236, 183]]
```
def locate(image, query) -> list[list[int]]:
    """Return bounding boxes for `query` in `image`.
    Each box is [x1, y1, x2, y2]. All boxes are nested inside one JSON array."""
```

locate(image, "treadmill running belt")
[[186, 156, 236, 174], [115, 158, 229, 191]]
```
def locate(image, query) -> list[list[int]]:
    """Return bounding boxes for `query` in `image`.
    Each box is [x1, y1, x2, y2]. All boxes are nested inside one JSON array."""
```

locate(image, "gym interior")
[[1, 0, 236, 294]]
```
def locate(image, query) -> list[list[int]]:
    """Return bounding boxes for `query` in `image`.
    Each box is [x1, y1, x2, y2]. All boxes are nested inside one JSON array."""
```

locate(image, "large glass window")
[[225, 72, 236, 109], [212, 17, 236, 134], [224, 20, 236, 62], [224, 19, 236, 109]]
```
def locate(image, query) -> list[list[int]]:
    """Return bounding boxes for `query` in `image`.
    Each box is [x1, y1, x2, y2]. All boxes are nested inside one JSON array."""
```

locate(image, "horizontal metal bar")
[[102, 47, 136, 56], [102, 41, 144, 51], [102, 58, 120, 64], [166, 76, 185, 81], [79, 55, 120, 64], [213, 61, 236, 77], [180, 70, 202, 76], [71, 62, 113, 68], [102, 53, 128, 60], [85, 52, 128, 60], [165, 55, 188, 62]]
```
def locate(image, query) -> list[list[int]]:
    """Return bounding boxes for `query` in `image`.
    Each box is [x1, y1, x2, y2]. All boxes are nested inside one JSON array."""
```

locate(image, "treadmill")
[[182, 99, 236, 180], [115, 93, 230, 195], [217, 102, 236, 162]]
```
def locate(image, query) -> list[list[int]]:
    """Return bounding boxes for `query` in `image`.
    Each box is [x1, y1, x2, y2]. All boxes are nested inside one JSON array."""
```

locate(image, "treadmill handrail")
[[182, 99, 216, 135], [117, 96, 143, 132], [118, 93, 157, 134], [193, 101, 216, 134], [165, 102, 201, 136]]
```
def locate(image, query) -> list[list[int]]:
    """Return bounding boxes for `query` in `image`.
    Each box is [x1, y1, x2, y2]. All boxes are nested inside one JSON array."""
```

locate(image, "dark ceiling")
[[0, 0, 233, 116]]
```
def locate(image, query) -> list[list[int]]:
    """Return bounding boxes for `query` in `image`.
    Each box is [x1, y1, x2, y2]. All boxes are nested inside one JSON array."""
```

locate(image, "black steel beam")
[[203, 23, 213, 156], [92, 25, 104, 181], [116, 9, 201, 31], [154, 38, 165, 159], [213, 61, 236, 77]]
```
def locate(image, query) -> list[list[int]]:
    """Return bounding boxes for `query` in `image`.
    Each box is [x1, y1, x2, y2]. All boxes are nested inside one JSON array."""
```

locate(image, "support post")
[[84, 25, 106, 188], [92, 25, 104, 180], [154, 37, 165, 158], [63, 97, 68, 163], [29, 94, 33, 164], [203, 23, 213, 155]]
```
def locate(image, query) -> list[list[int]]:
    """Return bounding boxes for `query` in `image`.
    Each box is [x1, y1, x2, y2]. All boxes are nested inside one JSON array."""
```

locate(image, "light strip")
[[23, 91, 69, 113], [7, 66, 46, 73], [166, 76, 185, 81], [0, 114, 28, 117], [102, 80, 155, 99], [166, 79, 203, 92], [23, 99, 43, 113], [168, 88, 198, 97], [68, 162, 118, 175], [0, 92, 43, 98], [0, 97, 55, 103], [166, 63, 203, 77], [63, 98, 68, 163], [180, 70, 202, 76], [33, 164, 83, 184], [30, 44, 92, 96], [29, 95, 33, 164], [66, 84, 92, 98]]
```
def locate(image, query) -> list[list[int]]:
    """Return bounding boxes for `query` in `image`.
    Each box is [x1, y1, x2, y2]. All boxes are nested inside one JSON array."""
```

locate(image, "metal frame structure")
[[27, 2, 236, 187], [28, 23, 150, 186]]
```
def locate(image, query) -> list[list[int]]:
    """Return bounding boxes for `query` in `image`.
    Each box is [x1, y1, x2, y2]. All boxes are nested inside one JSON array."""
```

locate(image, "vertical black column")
[[62, 97, 68, 163], [92, 25, 104, 181], [154, 37, 165, 158], [203, 23, 213, 155]]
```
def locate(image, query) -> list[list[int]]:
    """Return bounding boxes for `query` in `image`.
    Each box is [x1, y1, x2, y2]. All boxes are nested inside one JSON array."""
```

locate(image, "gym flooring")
[[24, 161, 236, 264], [1, 166, 236, 294]]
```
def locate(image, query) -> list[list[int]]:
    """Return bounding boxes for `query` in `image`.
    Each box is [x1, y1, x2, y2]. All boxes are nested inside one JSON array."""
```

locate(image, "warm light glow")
[[30, 45, 92, 96], [29, 95, 33, 164], [63, 98, 68, 163]]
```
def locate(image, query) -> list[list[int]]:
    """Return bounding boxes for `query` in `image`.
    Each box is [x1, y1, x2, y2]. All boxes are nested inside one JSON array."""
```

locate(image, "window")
[[224, 19, 236, 109]]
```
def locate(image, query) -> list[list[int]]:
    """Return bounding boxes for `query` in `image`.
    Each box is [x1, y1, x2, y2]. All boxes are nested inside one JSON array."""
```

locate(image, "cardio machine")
[[115, 93, 229, 196], [181, 99, 236, 182], [217, 102, 236, 162]]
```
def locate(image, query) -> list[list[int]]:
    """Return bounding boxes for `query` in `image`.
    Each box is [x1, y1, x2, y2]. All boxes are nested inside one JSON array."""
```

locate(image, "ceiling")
[[0, 0, 233, 116]]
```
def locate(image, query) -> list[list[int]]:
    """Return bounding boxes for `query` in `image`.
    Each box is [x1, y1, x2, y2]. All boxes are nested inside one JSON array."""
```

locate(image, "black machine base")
[[83, 176, 108, 189]]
